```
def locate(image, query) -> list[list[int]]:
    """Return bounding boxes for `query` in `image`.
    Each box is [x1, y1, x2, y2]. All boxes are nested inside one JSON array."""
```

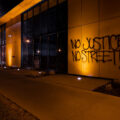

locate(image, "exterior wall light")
[[26, 39, 30, 44], [37, 50, 40, 54], [58, 48, 62, 53]]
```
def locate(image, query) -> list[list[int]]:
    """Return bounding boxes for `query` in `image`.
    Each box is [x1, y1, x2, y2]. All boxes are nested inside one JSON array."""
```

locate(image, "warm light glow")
[[6, 22, 21, 68], [8, 48, 12, 66], [37, 50, 40, 54], [26, 39, 31, 44], [58, 48, 62, 53]]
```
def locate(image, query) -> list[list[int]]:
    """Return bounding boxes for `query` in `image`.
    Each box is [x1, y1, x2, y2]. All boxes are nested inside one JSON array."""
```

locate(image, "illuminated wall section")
[[6, 16, 21, 67], [68, 0, 120, 79]]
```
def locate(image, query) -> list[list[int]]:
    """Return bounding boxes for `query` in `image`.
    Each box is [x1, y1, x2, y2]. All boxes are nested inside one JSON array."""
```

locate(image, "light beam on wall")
[[8, 48, 12, 66]]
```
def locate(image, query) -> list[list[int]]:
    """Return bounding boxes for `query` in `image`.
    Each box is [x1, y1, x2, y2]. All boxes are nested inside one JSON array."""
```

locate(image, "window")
[[0, 24, 6, 66], [22, 0, 67, 73]]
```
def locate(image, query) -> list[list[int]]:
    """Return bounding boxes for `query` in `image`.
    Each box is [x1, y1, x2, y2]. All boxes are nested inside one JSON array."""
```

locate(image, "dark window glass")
[[48, 7, 57, 33], [0, 24, 6, 66], [41, 35, 48, 70], [22, 0, 67, 73]]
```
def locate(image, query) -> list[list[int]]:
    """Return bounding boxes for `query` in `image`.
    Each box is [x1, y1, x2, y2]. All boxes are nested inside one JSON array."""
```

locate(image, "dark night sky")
[[0, 0, 23, 17]]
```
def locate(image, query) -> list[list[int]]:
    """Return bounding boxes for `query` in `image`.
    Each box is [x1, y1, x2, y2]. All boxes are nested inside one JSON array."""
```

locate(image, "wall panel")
[[6, 17, 21, 67], [68, 27, 83, 75], [68, 0, 120, 79], [82, 0, 99, 25], [68, 0, 82, 28], [100, 0, 120, 20]]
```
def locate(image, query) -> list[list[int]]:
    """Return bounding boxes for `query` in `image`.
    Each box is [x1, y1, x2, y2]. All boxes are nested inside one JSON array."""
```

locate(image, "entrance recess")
[[34, 31, 67, 73]]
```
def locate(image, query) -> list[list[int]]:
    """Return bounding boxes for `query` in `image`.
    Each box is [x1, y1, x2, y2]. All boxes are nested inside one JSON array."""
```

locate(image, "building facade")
[[0, 0, 120, 79]]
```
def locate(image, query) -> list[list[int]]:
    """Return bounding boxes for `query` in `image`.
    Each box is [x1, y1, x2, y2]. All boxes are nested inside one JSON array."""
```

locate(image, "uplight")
[[17, 68, 20, 71], [38, 72, 42, 74], [77, 77, 82, 81]]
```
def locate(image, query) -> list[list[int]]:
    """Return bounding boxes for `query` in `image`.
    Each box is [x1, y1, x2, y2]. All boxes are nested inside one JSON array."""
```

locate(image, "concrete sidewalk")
[[1, 68, 109, 90], [0, 93, 39, 120], [0, 69, 119, 120]]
